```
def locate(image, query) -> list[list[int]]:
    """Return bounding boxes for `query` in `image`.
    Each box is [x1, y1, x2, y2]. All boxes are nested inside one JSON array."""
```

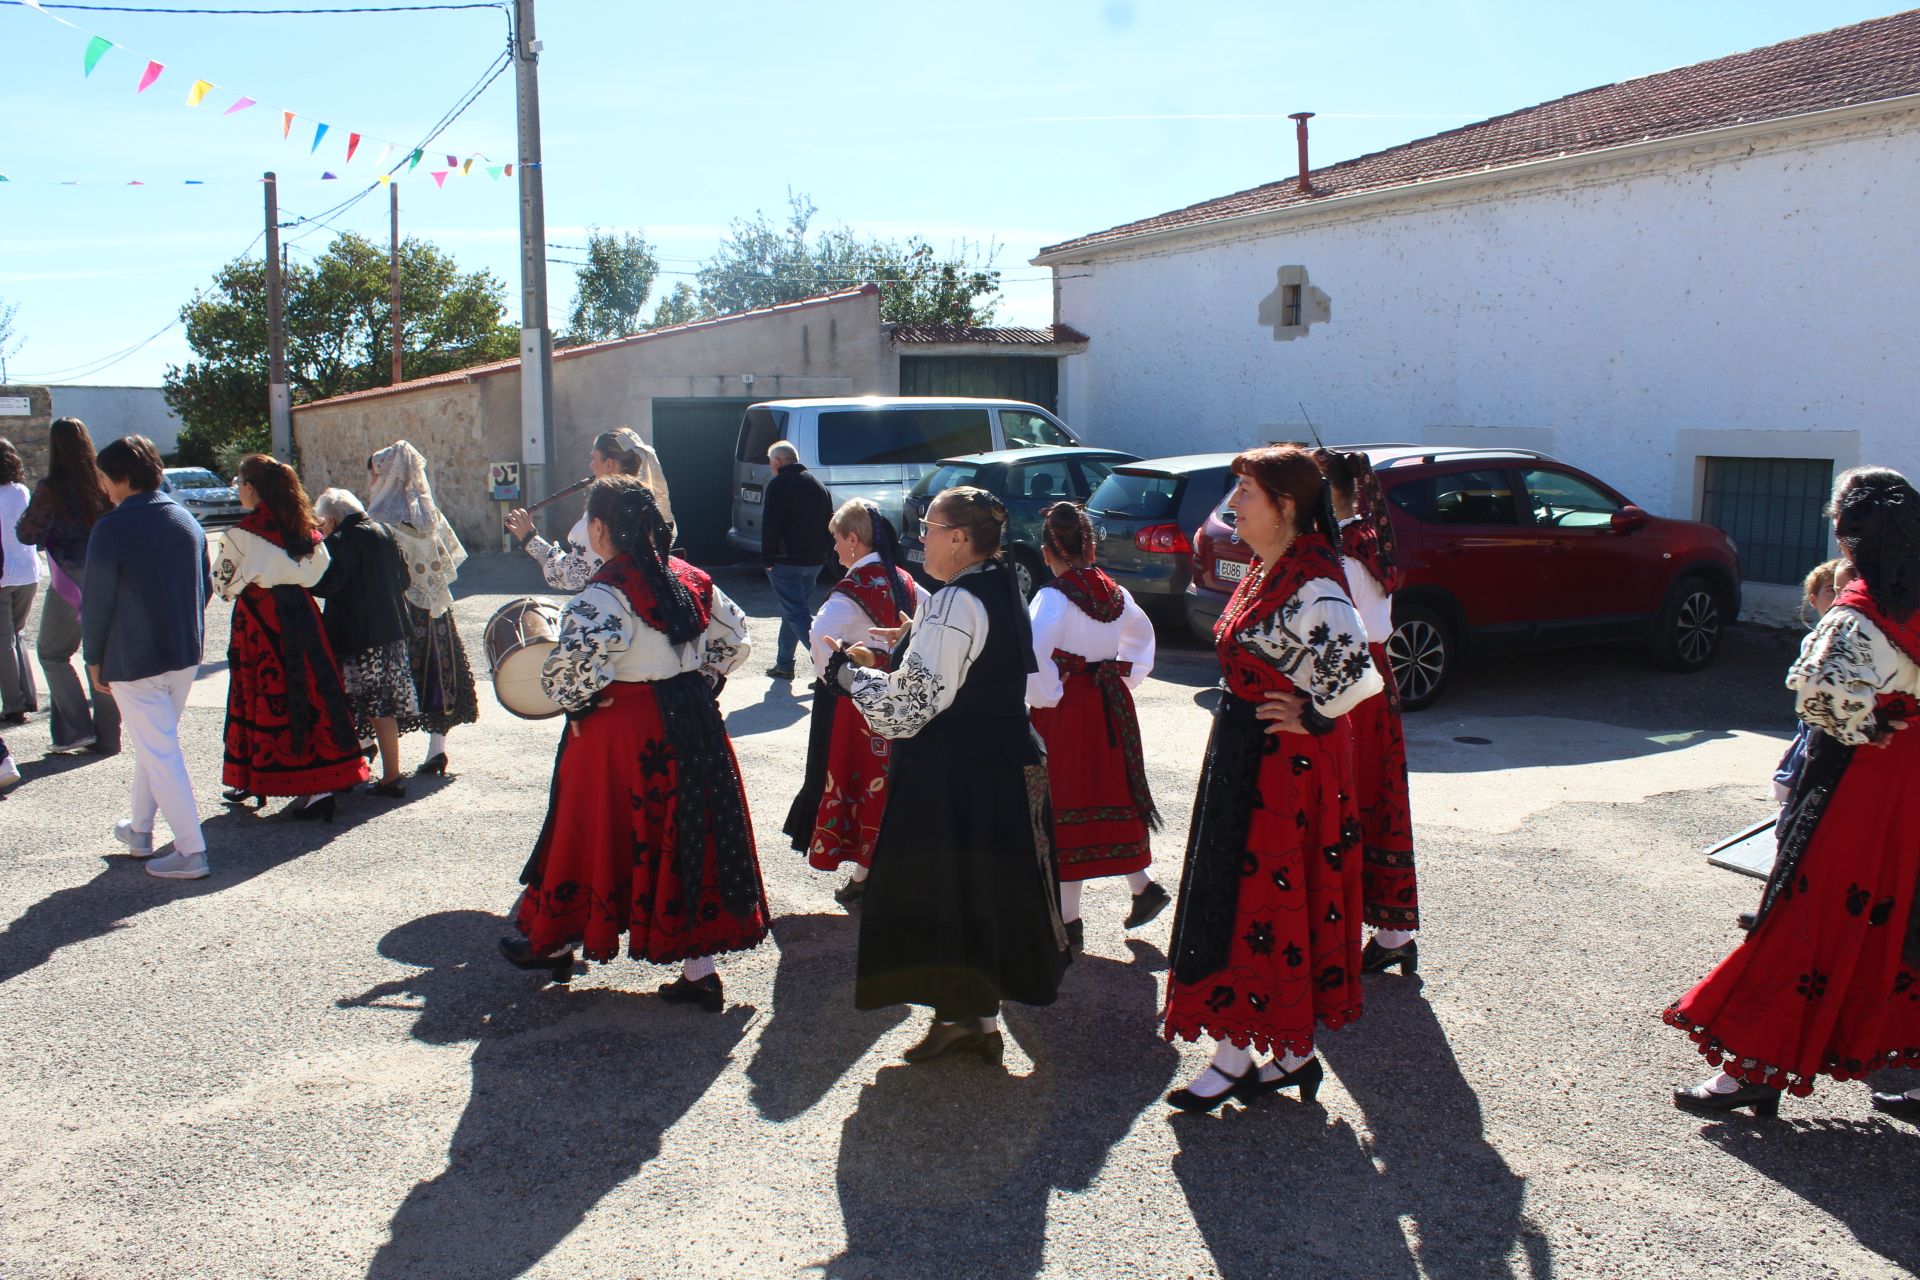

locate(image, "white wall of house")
[[48, 385, 182, 456], [1052, 104, 1920, 614]]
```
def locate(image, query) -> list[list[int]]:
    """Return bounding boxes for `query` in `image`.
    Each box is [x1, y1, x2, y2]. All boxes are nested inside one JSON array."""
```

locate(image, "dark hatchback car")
[[1083, 454, 1237, 621], [900, 446, 1139, 599], [1187, 446, 1743, 710]]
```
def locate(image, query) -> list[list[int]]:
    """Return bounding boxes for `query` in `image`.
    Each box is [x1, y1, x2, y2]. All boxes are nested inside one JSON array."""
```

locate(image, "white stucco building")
[[1036, 12, 1920, 612]]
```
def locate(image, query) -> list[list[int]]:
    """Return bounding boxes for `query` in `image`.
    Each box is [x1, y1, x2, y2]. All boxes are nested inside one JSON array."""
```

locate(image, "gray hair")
[[768, 440, 799, 465], [313, 487, 365, 523]]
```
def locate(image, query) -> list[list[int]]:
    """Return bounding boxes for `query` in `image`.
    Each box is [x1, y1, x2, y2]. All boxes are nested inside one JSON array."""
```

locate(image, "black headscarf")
[[604, 483, 703, 646], [1833, 467, 1920, 621], [862, 501, 914, 617]]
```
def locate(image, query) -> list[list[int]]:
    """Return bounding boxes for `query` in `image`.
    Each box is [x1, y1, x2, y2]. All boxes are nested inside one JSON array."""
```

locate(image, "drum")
[[484, 597, 565, 719]]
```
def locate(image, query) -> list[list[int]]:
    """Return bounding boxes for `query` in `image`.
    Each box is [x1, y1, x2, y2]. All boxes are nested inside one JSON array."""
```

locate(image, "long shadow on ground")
[[347, 909, 752, 1280]]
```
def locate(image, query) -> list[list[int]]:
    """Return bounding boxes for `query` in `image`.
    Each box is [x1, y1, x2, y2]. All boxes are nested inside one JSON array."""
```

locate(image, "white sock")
[[1211, 1039, 1252, 1075], [1059, 880, 1083, 923], [1126, 871, 1154, 893], [427, 732, 448, 759], [1703, 1071, 1742, 1094], [1259, 1048, 1314, 1082], [299, 792, 327, 809], [1374, 929, 1415, 949], [850, 863, 869, 883], [979, 1013, 999, 1033], [682, 955, 716, 982]]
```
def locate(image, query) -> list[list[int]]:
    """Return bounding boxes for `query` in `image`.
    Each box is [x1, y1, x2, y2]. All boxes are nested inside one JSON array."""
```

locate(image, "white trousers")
[[115, 666, 205, 855]]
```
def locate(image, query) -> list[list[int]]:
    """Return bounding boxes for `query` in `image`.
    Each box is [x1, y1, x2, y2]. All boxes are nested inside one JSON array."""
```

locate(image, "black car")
[[1083, 454, 1237, 621], [899, 446, 1139, 598]]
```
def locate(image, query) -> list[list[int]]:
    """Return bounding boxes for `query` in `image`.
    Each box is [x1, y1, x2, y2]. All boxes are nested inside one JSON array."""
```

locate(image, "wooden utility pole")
[[389, 180, 403, 385], [263, 171, 291, 458], [514, 0, 555, 521]]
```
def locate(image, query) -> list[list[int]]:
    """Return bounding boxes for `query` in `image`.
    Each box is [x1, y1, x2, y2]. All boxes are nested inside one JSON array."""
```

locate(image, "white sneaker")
[[145, 849, 210, 880], [0, 755, 18, 792], [112, 820, 155, 855]]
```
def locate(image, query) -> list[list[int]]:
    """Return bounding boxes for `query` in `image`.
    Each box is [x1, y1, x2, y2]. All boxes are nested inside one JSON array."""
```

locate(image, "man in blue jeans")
[[760, 440, 834, 680]]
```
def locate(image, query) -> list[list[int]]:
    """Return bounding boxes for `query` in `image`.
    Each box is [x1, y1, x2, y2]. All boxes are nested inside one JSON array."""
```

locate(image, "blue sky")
[[0, 0, 1898, 386]]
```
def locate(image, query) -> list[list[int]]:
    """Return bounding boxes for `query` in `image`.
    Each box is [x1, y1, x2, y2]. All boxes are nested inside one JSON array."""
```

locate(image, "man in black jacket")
[[761, 440, 834, 680]]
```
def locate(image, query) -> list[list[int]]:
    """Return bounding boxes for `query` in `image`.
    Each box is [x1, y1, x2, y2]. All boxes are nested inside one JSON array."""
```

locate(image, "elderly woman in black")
[[312, 488, 419, 797], [827, 486, 1070, 1064]]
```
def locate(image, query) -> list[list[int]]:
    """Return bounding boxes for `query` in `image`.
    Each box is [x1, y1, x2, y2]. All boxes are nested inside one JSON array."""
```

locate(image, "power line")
[[0, 2, 505, 13]]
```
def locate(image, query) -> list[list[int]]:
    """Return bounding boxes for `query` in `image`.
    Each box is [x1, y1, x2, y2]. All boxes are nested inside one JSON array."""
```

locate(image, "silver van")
[[726, 396, 1080, 556]]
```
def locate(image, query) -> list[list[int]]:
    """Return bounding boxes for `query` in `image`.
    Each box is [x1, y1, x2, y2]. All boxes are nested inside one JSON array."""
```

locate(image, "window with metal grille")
[[1699, 457, 1833, 585], [1281, 284, 1302, 327]]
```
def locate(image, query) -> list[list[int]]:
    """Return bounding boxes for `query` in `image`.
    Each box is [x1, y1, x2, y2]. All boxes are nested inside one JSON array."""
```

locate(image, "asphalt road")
[[1, 554, 1914, 1279]]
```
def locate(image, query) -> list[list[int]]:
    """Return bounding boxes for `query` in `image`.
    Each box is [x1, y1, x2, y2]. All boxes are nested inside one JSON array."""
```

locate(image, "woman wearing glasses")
[[825, 487, 1070, 1065]]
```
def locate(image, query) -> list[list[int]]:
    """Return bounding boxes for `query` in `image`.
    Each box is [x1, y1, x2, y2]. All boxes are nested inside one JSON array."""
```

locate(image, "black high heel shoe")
[[1361, 937, 1418, 975], [903, 1017, 996, 1064], [414, 753, 450, 778], [1672, 1081, 1782, 1118], [499, 935, 577, 984], [659, 973, 724, 1012], [1249, 1055, 1324, 1104], [368, 778, 407, 799], [1166, 1064, 1258, 1113], [222, 787, 266, 809], [284, 795, 335, 823], [1870, 1091, 1920, 1121]]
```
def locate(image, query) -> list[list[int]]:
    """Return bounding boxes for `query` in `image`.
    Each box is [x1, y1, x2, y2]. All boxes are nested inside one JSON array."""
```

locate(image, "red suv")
[[1185, 447, 1742, 710]]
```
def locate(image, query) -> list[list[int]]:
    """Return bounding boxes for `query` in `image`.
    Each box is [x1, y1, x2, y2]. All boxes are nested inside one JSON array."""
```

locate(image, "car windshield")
[[1089, 469, 1182, 519], [915, 462, 985, 497], [168, 469, 222, 490]]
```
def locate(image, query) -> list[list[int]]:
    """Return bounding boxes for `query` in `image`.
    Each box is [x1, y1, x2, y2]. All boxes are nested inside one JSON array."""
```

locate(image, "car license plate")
[[740, 487, 762, 504], [905, 547, 924, 564], [1215, 559, 1247, 582]]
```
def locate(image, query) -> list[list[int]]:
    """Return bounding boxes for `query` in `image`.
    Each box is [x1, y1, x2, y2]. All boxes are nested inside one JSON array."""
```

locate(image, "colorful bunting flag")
[[376, 174, 391, 186], [460, 158, 474, 176], [486, 165, 502, 180], [378, 142, 395, 167], [444, 155, 457, 167], [321, 171, 338, 180], [310, 122, 330, 153], [282, 111, 295, 139], [136, 61, 163, 94], [83, 36, 112, 77], [224, 96, 256, 116], [431, 171, 447, 188], [408, 149, 423, 172], [186, 79, 214, 107], [504, 164, 513, 177]]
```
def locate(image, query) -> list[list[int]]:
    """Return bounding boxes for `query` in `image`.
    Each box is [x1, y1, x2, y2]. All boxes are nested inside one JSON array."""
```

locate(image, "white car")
[[161, 467, 246, 529]]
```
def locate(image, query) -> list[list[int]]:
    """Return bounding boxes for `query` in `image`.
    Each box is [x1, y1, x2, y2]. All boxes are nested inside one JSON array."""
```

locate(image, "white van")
[[726, 396, 1080, 556]]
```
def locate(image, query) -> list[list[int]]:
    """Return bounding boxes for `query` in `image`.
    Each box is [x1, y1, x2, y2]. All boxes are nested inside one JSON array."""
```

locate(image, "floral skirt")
[[808, 697, 894, 871], [1354, 642, 1418, 929], [401, 602, 479, 736], [1031, 670, 1153, 881], [341, 639, 420, 736], [223, 585, 370, 797]]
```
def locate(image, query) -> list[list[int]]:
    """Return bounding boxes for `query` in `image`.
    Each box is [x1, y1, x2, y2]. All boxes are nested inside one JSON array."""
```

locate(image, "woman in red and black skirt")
[[1319, 449, 1420, 973], [1026, 501, 1167, 948], [212, 455, 369, 818], [784, 500, 918, 907], [501, 476, 768, 1011], [1163, 445, 1383, 1111], [1666, 466, 1920, 1118]]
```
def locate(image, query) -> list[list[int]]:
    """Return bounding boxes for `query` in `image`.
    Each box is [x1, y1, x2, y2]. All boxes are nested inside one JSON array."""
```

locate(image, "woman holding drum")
[[503, 427, 675, 590], [502, 476, 766, 1011], [367, 442, 480, 778]]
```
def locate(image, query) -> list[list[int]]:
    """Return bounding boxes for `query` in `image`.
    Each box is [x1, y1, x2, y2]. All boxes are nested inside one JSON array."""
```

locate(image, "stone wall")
[[0, 386, 53, 483]]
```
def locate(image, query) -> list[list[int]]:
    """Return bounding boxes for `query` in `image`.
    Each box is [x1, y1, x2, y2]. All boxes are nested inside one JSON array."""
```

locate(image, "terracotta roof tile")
[[1040, 11, 1920, 258], [889, 323, 1090, 346]]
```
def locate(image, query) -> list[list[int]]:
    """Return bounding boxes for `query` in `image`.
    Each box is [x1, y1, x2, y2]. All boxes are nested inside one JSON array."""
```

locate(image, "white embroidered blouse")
[[213, 524, 329, 600], [1787, 604, 1920, 746], [539, 576, 752, 713], [1024, 579, 1156, 709], [1338, 520, 1394, 646], [1235, 575, 1383, 720], [807, 552, 916, 681], [842, 561, 995, 740], [389, 518, 466, 617], [525, 514, 604, 593]]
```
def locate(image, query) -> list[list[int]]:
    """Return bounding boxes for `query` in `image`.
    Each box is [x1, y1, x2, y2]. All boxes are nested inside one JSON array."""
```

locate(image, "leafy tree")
[[562, 229, 660, 346], [650, 281, 707, 330], [165, 233, 516, 468], [696, 192, 1000, 326]]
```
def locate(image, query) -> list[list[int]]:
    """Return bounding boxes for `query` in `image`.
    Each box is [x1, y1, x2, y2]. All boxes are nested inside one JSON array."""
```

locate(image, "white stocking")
[[426, 731, 449, 759], [1059, 880, 1083, 923], [682, 955, 716, 982], [849, 863, 869, 883], [1374, 928, 1415, 949], [1125, 871, 1154, 893]]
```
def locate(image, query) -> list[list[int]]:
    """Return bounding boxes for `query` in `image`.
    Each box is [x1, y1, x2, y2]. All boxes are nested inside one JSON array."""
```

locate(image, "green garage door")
[[651, 398, 756, 560]]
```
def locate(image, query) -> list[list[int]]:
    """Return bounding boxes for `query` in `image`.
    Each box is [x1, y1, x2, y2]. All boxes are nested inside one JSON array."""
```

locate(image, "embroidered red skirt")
[[1353, 642, 1418, 929], [1164, 714, 1364, 1058], [1031, 670, 1152, 881], [515, 680, 769, 966], [808, 698, 893, 871], [223, 585, 369, 796], [1664, 726, 1920, 1093]]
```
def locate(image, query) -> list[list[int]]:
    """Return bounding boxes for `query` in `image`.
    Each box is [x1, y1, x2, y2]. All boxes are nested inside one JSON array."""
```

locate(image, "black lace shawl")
[[1167, 692, 1267, 986]]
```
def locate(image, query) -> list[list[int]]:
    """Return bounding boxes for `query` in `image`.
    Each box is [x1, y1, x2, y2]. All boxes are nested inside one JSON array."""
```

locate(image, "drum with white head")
[[484, 597, 565, 719]]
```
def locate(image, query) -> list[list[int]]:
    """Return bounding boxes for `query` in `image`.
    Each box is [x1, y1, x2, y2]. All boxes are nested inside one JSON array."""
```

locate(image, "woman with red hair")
[[1163, 444, 1382, 1111]]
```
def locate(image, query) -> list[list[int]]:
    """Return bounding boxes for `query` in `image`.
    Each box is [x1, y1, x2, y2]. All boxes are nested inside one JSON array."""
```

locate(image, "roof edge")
[[1031, 92, 1920, 266]]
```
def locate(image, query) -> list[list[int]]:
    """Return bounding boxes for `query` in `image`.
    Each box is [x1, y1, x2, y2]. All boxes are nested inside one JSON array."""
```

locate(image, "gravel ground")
[[1, 554, 1914, 1279]]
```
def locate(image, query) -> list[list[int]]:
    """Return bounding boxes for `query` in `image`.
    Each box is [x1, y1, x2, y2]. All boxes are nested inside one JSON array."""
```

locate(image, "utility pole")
[[513, 0, 555, 523], [389, 180, 403, 385], [263, 171, 291, 459]]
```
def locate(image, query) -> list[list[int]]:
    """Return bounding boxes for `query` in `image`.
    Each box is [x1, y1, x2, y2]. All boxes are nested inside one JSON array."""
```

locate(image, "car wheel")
[[1389, 603, 1452, 711], [1649, 575, 1724, 672], [1010, 547, 1045, 603]]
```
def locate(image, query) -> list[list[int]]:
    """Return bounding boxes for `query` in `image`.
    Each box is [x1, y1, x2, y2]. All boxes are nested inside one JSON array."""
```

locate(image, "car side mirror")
[[1611, 505, 1650, 533]]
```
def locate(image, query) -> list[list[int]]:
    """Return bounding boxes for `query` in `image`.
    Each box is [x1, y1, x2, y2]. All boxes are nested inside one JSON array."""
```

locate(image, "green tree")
[[165, 233, 516, 468], [562, 228, 660, 346], [650, 281, 707, 330], [696, 192, 1000, 325]]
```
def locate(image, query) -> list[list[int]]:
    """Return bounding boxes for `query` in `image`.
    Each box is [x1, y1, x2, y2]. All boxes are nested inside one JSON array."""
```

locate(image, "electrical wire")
[[0, 2, 505, 13]]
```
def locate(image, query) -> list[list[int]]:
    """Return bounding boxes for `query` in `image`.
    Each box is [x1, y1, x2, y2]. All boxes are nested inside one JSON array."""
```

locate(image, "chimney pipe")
[[1289, 111, 1315, 194]]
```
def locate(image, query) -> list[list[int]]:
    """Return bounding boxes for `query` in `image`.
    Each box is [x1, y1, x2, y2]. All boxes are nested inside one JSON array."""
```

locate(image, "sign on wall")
[[489, 461, 521, 502], [0, 396, 32, 416]]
